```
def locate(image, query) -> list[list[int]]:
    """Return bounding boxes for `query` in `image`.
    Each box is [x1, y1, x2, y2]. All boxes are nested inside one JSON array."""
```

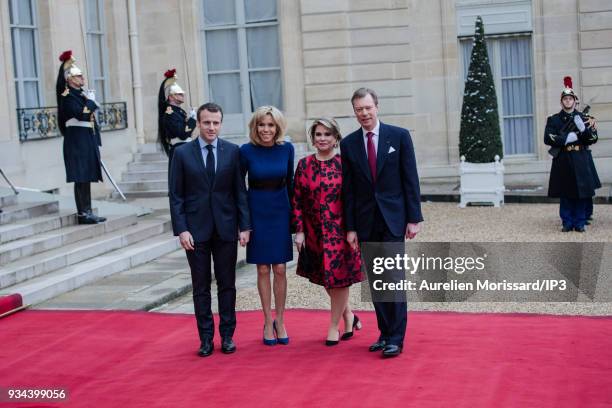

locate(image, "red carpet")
[[0, 294, 22, 316], [1, 310, 611, 408]]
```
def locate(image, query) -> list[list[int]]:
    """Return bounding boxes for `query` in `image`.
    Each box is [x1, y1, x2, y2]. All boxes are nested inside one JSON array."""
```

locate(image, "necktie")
[[366, 132, 376, 184], [205, 144, 215, 183]]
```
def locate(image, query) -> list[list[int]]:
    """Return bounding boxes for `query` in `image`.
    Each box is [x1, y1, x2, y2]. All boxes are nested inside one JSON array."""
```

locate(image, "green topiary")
[[459, 16, 503, 163]]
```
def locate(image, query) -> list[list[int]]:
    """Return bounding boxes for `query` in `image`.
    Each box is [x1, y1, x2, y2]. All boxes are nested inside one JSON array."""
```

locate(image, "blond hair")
[[308, 118, 341, 145], [248, 106, 287, 146]]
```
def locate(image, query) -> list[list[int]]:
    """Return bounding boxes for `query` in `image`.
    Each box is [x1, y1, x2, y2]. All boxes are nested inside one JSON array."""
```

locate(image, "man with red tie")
[[340, 87, 423, 357]]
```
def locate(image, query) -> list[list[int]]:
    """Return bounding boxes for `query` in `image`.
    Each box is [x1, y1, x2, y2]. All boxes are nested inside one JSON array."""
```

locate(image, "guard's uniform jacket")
[[59, 87, 102, 183], [162, 104, 196, 159], [544, 109, 598, 199]]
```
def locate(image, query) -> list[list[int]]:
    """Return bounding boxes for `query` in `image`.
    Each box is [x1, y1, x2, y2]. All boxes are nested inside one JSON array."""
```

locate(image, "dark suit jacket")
[[340, 122, 423, 240], [169, 138, 250, 242]]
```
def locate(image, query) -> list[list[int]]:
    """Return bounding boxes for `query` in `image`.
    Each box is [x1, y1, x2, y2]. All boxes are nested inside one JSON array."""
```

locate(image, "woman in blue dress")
[[240, 106, 294, 346]]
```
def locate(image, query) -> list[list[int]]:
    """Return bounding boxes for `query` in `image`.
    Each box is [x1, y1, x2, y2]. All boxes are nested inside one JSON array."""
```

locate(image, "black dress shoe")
[[369, 339, 386, 352], [561, 226, 572, 232], [382, 344, 403, 357], [198, 339, 214, 357], [77, 213, 99, 224], [86, 210, 106, 223], [221, 337, 236, 354], [574, 226, 586, 233]]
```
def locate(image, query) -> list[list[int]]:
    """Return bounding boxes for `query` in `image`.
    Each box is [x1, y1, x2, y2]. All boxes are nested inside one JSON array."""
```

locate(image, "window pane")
[[89, 35, 104, 78], [246, 26, 280, 69], [94, 79, 106, 102], [250, 70, 282, 110], [461, 40, 472, 80], [11, 28, 19, 77], [502, 78, 533, 116], [14, 80, 21, 107], [504, 117, 533, 155], [205, 29, 239, 71], [18, 0, 33, 25], [500, 38, 531, 77], [23, 81, 39, 108], [203, 0, 236, 26], [245, 0, 277, 23], [19, 29, 37, 77], [86, 0, 101, 31], [209, 73, 242, 114]]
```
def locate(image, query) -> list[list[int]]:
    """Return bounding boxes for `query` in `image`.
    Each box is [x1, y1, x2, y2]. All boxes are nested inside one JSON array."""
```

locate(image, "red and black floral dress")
[[292, 154, 363, 288]]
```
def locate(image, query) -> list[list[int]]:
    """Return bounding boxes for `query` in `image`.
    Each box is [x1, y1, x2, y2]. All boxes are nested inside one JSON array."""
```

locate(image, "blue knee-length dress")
[[240, 142, 294, 264]]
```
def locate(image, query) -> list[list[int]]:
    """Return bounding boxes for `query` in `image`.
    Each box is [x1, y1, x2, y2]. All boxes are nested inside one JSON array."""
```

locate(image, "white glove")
[[189, 108, 197, 120], [85, 89, 97, 102], [573, 115, 586, 132], [565, 132, 578, 145]]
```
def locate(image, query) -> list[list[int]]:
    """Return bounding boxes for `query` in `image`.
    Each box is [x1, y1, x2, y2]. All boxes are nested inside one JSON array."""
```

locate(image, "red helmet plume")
[[164, 69, 177, 79], [59, 50, 73, 62]]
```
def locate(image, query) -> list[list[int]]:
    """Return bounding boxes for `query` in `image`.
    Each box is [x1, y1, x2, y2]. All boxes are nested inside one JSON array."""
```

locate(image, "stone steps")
[[0, 201, 59, 225], [0, 233, 180, 307], [0, 210, 77, 245], [0, 188, 181, 309], [117, 180, 168, 192], [0, 214, 136, 265], [127, 161, 168, 172], [0, 217, 171, 289], [112, 190, 169, 199], [121, 170, 168, 182], [134, 152, 168, 162], [0, 194, 18, 207]]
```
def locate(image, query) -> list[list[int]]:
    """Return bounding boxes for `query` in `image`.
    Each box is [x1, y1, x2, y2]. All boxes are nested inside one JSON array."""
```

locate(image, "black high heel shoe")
[[326, 331, 340, 346], [341, 314, 362, 340]]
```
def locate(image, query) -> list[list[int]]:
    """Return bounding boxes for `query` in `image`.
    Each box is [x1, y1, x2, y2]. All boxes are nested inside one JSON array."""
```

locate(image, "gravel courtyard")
[[235, 202, 612, 316]]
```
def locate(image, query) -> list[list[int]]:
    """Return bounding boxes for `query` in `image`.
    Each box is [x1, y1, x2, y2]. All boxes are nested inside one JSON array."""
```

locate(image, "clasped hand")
[[179, 230, 250, 250]]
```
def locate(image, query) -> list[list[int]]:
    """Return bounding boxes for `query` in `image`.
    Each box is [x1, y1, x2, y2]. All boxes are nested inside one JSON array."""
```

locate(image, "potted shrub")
[[458, 16, 505, 207]]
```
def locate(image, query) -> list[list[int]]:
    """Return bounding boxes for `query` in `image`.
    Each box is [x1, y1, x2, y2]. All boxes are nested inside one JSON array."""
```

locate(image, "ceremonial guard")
[[544, 77, 599, 232], [56, 50, 106, 224], [157, 69, 197, 163]]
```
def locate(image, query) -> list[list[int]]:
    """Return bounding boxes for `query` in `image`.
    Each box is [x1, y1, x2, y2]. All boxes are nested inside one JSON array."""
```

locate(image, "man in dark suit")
[[340, 88, 423, 358], [169, 102, 250, 357]]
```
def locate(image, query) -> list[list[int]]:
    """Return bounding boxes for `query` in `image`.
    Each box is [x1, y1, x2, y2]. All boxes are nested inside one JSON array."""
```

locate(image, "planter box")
[[459, 155, 505, 208]]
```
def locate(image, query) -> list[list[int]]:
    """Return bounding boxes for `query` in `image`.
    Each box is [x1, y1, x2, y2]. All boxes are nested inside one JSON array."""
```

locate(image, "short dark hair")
[[351, 87, 378, 107], [197, 102, 224, 122]]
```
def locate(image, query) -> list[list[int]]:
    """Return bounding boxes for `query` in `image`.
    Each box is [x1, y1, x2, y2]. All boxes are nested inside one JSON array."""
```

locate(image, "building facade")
[[1, 0, 610, 196]]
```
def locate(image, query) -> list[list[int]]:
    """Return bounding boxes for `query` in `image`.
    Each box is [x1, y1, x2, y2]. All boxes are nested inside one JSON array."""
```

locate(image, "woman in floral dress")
[[292, 118, 364, 346]]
